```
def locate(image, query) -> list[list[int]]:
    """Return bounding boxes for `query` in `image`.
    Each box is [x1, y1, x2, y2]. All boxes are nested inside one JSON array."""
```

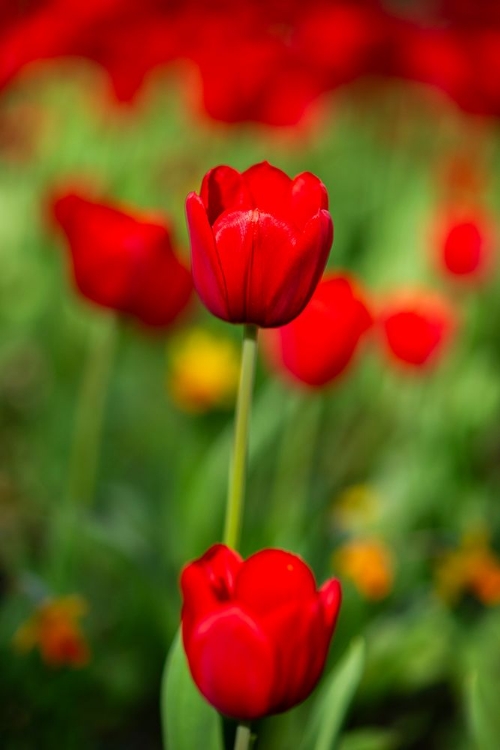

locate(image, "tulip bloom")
[[181, 544, 341, 721], [439, 215, 492, 278], [52, 191, 193, 327], [379, 290, 455, 368], [185, 162, 333, 328], [263, 274, 372, 387]]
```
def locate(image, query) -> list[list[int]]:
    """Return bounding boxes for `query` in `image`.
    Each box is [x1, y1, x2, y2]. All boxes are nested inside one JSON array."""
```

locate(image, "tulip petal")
[[200, 166, 252, 225], [242, 161, 293, 220], [319, 578, 343, 632], [185, 606, 276, 720], [235, 548, 317, 615], [186, 192, 231, 321], [291, 172, 329, 230], [259, 596, 327, 712], [261, 208, 332, 326]]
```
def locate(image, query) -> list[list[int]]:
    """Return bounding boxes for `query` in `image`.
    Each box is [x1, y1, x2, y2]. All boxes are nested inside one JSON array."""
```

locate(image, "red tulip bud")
[[181, 544, 341, 721], [186, 161, 333, 327]]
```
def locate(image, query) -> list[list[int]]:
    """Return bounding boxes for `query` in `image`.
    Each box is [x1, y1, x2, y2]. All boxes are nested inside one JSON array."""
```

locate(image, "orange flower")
[[436, 531, 500, 606], [167, 328, 240, 413], [13, 595, 90, 668], [334, 538, 393, 601]]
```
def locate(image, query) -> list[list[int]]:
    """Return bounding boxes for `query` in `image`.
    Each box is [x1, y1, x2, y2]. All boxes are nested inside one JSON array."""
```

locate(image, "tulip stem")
[[234, 723, 252, 750], [224, 324, 258, 551]]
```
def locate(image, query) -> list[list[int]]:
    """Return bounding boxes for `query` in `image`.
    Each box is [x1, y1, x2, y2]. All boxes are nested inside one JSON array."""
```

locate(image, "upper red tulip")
[[181, 543, 341, 721], [263, 273, 372, 387], [52, 191, 193, 327], [379, 290, 455, 368], [185, 162, 333, 327]]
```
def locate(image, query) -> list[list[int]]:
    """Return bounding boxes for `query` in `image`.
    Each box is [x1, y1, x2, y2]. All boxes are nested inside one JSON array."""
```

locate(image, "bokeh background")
[[1, 1, 500, 748]]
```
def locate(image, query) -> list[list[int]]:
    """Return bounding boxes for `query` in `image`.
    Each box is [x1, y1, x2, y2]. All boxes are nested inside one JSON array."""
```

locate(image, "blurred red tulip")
[[379, 290, 456, 368], [263, 273, 372, 388], [438, 214, 493, 279], [186, 161, 333, 327], [52, 191, 193, 327], [181, 543, 341, 721]]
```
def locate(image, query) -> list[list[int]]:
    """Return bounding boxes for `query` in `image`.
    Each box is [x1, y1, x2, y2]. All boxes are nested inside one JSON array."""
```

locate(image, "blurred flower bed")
[[1, 1, 500, 748]]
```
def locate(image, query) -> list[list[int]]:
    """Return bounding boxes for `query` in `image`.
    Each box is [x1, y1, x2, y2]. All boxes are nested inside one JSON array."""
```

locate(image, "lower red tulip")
[[181, 544, 342, 721], [51, 191, 193, 328], [262, 274, 372, 388], [379, 290, 456, 368]]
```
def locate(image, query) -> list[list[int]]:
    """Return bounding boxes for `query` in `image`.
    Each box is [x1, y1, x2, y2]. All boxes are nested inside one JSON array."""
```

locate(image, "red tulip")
[[181, 544, 341, 721], [439, 215, 492, 278], [52, 191, 193, 327], [379, 290, 455, 368], [263, 273, 372, 387], [185, 162, 333, 327]]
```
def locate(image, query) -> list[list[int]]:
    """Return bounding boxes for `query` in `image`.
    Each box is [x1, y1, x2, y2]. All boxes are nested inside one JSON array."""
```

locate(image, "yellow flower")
[[167, 329, 240, 413], [334, 538, 394, 600], [331, 484, 380, 533], [13, 595, 90, 668], [436, 529, 500, 606]]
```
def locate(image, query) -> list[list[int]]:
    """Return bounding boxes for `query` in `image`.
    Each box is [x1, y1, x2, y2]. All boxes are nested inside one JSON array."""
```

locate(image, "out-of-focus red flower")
[[262, 273, 372, 388], [52, 191, 193, 327], [186, 161, 333, 328], [294, 1, 388, 90], [378, 290, 456, 367], [378, 290, 456, 368], [181, 543, 341, 721], [438, 214, 493, 279]]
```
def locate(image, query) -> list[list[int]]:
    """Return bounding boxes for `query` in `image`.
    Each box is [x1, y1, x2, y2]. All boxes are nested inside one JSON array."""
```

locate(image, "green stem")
[[66, 313, 118, 509], [51, 313, 118, 586], [234, 723, 252, 750], [223, 324, 258, 550]]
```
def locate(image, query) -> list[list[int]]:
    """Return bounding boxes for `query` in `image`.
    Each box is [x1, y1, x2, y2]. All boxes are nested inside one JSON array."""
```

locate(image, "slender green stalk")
[[234, 723, 252, 750], [223, 324, 258, 550], [51, 314, 118, 586], [66, 313, 118, 509]]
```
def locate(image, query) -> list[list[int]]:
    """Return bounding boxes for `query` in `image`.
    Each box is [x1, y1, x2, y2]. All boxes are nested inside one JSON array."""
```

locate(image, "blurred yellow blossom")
[[167, 328, 240, 413], [334, 538, 394, 600], [331, 484, 381, 533], [436, 529, 500, 606], [13, 595, 90, 668]]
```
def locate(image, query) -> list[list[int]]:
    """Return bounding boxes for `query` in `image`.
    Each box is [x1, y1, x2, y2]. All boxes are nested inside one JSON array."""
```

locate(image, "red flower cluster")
[[181, 544, 341, 721], [186, 162, 333, 327], [4, 1, 500, 124], [52, 191, 193, 327], [263, 274, 372, 387]]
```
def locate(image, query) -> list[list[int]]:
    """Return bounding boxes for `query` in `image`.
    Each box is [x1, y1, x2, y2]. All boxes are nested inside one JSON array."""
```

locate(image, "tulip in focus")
[[379, 290, 456, 368], [186, 161, 333, 327], [167, 328, 240, 413], [52, 191, 193, 327], [181, 543, 341, 720], [13, 595, 90, 668], [263, 273, 372, 388]]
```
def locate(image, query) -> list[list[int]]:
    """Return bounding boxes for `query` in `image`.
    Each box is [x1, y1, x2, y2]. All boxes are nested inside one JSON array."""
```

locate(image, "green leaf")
[[301, 638, 366, 750], [467, 671, 500, 750], [161, 631, 223, 750]]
